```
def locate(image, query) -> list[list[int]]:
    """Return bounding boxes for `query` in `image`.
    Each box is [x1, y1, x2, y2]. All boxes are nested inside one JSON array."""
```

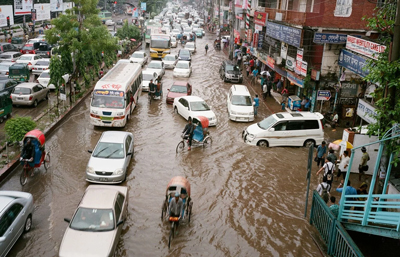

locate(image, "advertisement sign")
[[253, 33, 259, 48], [258, 32, 264, 49], [266, 21, 302, 48], [346, 35, 386, 60], [338, 49, 369, 77], [50, 0, 63, 12], [296, 48, 303, 61], [340, 82, 359, 98], [267, 56, 275, 69], [311, 69, 320, 81], [317, 90, 331, 101], [301, 61, 307, 77], [254, 11, 267, 26], [14, 0, 33, 15], [0, 6, 14, 26], [357, 99, 377, 124], [255, 24, 262, 32], [235, 0, 242, 7], [287, 71, 304, 88], [141, 2, 146, 11], [31, 9, 36, 21], [286, 56, 295, 71], [313, 33, 348, 44], [295, 60, 301, 74], [246, 29, 252, 43], [62, 2, 73, 13], [34, 4, 50, 21], [280, 43, 287, 59]]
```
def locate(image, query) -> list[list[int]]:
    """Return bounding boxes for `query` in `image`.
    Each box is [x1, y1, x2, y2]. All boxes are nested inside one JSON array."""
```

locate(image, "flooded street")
[[2, 33, 322, 256]]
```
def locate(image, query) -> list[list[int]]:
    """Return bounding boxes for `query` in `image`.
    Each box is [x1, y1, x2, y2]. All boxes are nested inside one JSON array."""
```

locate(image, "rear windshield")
[[13, 87, 31, 95], [39, 72, 50, 78], [35, 60, 49, 66], [0, 55, 11, 59], [22, 45, 34, 50]]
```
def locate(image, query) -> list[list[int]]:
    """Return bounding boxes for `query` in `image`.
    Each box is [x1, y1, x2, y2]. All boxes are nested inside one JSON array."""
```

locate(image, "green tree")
[[363, 1, 400, 164], [5, 117, 37, 143], [116, 21, 141, 40]]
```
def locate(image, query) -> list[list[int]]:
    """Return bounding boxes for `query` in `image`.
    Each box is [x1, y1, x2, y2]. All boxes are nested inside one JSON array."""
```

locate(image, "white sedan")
[[16, 54, 42, 70], [171, 36, 177, 48], [173, 96, 217, 126], [105, 19, 115, 26], [162, 54, 178, 69], [173, 60, 192, 77], [129, 51, 148, 67], [185, 42, 196, 54], [147, 60, 165, 78], [141, 70, 159, 91]]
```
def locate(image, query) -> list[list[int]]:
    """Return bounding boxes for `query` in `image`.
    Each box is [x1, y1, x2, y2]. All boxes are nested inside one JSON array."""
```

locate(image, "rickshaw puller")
[[182, 118, 195, 150], [20, 139, 35, 171], [169, 192, 183, 233]]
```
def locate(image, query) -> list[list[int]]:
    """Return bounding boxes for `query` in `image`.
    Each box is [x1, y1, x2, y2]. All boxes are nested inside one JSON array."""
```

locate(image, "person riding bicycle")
[[182, 118, 195, 150], [169, 192, 183, 234], [148, 79, 156, 99], [20, 138, 35, 168], [205, 44, 209, 54]]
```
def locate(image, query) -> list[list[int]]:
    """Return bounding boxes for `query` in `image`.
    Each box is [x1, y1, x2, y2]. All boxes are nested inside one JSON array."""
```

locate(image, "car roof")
[[230, 85, 250, 95], [173, 81, 188, 86], [149, 60, 162, 63], [80, 187, 118, 209], [0, 191, 32, 213], [273, 112, 324, 120], [0, 51, 20, 55], [0, 196, 14, 212], [223, 60, 236, 66], [100, 131, 132, 144], [21, 54, 37, 57], [133, 51, 145, 54], [181, 95, 203, 102], [15, 83, 40, 88], [0, 62, 14, 66]]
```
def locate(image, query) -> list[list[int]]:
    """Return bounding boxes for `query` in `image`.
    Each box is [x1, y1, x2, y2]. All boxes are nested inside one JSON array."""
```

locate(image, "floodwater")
[[1, 32, 323, 256]]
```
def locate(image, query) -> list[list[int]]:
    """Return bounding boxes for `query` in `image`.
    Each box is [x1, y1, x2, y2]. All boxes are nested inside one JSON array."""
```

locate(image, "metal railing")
[[310, 191, 364, 257]]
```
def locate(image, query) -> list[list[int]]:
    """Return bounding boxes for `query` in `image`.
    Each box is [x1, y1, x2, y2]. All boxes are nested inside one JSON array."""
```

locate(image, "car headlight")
[[164, 50, 171, 54], [91, 110, 98, 115], [116, 112, 124, 116], [231, 110, 237, 115], [86, 167, 95, 174], [114, 168, 124, 175], [150, 49, 157, 53], [247, 133, 255, 140]]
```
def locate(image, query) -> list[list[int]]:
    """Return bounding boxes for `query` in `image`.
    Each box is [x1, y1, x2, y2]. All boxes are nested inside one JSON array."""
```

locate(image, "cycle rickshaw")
[[20, 129, 50, 186], [161, 176, 193, 248], [176, 116, 212, 153]]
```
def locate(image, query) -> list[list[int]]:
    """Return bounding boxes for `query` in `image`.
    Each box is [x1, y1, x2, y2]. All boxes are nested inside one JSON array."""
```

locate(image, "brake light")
[[6, 72, 8, 75], [320, 120, 324, 130], [32, 50, 35, 54], [10, 95, 12, 99], [47, 52, 50, 56], [20, 50, 23, 53], [29, 96, 33, 100]]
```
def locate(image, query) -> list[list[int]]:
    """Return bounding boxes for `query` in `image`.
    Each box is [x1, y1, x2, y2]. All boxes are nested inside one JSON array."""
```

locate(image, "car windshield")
[[0, 64, 10, 70], [93, 142, 125, 159], [258, 115, 277, 130], [131, 53, 144, 58], [142, 73, 154, 81], [91, 94, 125, 109], [186, 43, 194, 48], [151, 39, 170, 48], [190, 101, 210, 111], [172, 29, 180, 33], [39, 72, 50, 78], [13, 87, 31, 95], [179, 50, 190, 57], [70, 208, 115, 231], [170, 85, 187, 93], [35, 60, 49, 66], [148, 62, 161, 69], [231, 95, 252, 106], [176, 62, 189, 69], [163, 56, 175, 61], [226, 64, 240, 71], [19, 56, 33, 61]]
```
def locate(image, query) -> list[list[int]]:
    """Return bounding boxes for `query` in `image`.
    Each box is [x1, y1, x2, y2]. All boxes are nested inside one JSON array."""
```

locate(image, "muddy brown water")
[[1, 33, 323, 257]]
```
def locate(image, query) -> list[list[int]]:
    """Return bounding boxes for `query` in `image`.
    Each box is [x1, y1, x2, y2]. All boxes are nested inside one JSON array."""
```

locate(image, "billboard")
[[34, 4, 51, 21], [50, 0, 63, 12], [0, 6, 14, 26], [14, 0, 33, 15]]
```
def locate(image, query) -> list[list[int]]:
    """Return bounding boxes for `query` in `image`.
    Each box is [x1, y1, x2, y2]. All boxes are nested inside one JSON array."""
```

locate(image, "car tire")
[[304, 139, 316, 147], [45, 92, 49, 100], [33, 100, 38, 107], [223, 76, 228, 83], [24, 214, 32, 233], [174, 107, 179, 114], [257, 140, 269, 148]]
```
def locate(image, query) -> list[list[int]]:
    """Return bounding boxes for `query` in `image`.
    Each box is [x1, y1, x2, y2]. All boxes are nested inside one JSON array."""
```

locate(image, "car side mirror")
[[64, 218, 71, 223], [88, 150, 92, 153], [117, 220, 124, 227], [0, 237, 5, 242], [167, 89, 170, 91], [126, 152, 132, 156], [269, 128, 275, 132]]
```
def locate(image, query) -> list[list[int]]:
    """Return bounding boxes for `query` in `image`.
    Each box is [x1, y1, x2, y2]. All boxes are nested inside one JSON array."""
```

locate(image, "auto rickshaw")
[[176, 116, 212, 153], [9, 63, 30, 82], [0, 92, 12, 123], [11, 37, 24, 50]]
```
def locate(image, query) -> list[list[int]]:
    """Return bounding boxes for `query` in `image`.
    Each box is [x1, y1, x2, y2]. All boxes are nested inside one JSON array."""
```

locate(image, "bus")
[[89, 62, 142, 127], [150, 33, 171, 59], [98, 11, 112, 24], [145, 23, 162, 44]]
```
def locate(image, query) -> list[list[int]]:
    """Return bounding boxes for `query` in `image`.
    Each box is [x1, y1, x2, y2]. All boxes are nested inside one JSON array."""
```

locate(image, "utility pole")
[[388, 0, 400, 109], [229, 3, 235, 60], [218, 0, 221, 42]]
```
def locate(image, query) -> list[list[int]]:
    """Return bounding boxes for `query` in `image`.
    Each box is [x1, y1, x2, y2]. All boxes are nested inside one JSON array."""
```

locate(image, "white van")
[[242, 112, 325, 147], [227, 85, 254, 122]]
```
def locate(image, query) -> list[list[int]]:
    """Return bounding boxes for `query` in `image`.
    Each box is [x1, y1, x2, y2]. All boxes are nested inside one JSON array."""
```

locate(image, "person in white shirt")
[[337, 150, 350, 180], [316, 176, 331, 203]]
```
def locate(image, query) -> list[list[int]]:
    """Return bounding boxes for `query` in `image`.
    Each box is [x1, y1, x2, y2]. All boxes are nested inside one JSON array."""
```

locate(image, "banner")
[[14, 0, 32, 15], [357, 99, 377, 124], [286, 56, 295, 71], [313, 33, 348, 44], [254, 11, 267, 26], [50, 0, 63, 12], [34, 4, 51, 21], [258, 32, 264, 49], [253, 33, 259, 48], [346, 35, 386, 60], [0, 6, 14, 26], [254, 24, 262, 32], [266, 21, 302, 48], [296, 48, 303, 61], [338, 49, 369, 78], [141, 2, 146, 11], [280, 43, 287, 59]]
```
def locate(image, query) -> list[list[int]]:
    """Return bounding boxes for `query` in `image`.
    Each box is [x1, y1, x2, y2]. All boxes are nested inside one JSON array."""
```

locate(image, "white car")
[[173, 60, 192, 77], [31, 58, 50, 75], [227, 85, 254, 122], [171, 36, 177, 48], [185, 42, 196, 54], [16, 54, 41, 70], [129, 51, 148, 67], [162, 54, 178, 69], [147, 60, 165, 78], [141, 70, 159, 91], [0, 51, 21, 62], [171, 29, 181, 37], [173, 96, 217, 126], [37, 70, 70, 89], [105, 19, 115, 26]]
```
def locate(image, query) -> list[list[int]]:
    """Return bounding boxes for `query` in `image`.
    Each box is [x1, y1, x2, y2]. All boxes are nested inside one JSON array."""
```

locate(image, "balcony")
[[263, 8, 306, 26]]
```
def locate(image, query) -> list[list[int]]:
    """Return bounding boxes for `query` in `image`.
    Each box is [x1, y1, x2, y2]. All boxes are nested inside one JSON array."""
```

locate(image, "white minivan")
[[227, 85, 254, 122], [242, 112, 325, 147]]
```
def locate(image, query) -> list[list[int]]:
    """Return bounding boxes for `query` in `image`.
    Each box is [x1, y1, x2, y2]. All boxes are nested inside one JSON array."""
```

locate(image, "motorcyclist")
[[182, 118, 195, 150], [20, 138, 35, 168]]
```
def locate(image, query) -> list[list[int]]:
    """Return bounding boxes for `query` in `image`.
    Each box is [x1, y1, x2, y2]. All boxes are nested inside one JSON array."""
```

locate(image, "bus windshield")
[[151, 38, 170, 49], [92, 90, 125, 109]]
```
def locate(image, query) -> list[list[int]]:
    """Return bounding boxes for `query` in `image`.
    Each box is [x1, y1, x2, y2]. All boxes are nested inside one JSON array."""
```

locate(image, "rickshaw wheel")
[[20, 169, 28, 186], [188, 202, 193, 223], [161, 200, 167, 221], [44, 152, 50, 170], [203, 137, 212, 148], [176, 141, 185, 153]]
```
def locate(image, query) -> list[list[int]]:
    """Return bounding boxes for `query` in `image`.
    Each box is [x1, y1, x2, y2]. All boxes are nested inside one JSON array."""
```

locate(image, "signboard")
[[14, 0, 32, 15], [0, 6, 14, 26], [311, 69, 320, 81], [257, 31, 264, 49], [301, 61, 307, 77], [255, 24, 262, 32], [34, 4, 51, 21], [50, 0, 63, 12], [235, 0, 242, 7], [31, 9, 36, 21], [280, 43, 287, 59], [94, 89, 124, 97], [267, 56, 275, 69], [334, 0, 352, 17], [60, 93, 66, 101], [253, 33, 259, 48], [346, 35, 386, 60], [357, 99, 377, 124], [141, 2, 146, 11], [287, 71, 304, 88], [246, 29, 252, 43], [338, 49, 369, 77], [254, 11, 267, 26], [313, 33, 348, 44], [286, 56, 295, 71], [317, 90, 331, 101], [296, 48, 303, 61], [266, 21, 302, 48], [340, 82, 359, 98]]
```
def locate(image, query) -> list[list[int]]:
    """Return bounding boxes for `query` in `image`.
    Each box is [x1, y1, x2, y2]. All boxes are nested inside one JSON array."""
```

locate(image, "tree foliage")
[[363, 1, 400, 164], [5, 116, 37, 143], [116, 21, 141, 40], [45, 0, 119, 87]]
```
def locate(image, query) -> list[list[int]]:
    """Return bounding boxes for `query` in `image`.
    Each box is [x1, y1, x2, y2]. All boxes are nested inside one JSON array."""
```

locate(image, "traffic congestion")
[[0, 1, 328, 256]]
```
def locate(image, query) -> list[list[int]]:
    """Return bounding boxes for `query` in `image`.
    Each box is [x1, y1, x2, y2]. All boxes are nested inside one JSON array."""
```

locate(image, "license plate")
[[99, 178, 108, 182], [38, 68, 42, 70], [17, 97, 23, 100], [101, 116, 113, 121]]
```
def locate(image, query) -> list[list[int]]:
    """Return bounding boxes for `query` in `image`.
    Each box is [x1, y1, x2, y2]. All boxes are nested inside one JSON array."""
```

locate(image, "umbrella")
[[234, 49, 241, 53], [130, 38, 136, 42], [332, 139, 353, 149]]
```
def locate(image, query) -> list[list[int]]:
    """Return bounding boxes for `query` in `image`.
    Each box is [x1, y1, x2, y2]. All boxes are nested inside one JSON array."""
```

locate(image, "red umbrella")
[[130, 38, 136, 42]]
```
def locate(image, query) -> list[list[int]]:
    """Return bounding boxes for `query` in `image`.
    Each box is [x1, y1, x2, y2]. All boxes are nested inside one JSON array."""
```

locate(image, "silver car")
[[0, 191, 34, 257], [31, 59, 50, 75], [11, 83, 50, 107], [86, 131, 134, 184], [59, 185, 128, 257], [0, 62, 13, 78], [0, 51, 21, 62]]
